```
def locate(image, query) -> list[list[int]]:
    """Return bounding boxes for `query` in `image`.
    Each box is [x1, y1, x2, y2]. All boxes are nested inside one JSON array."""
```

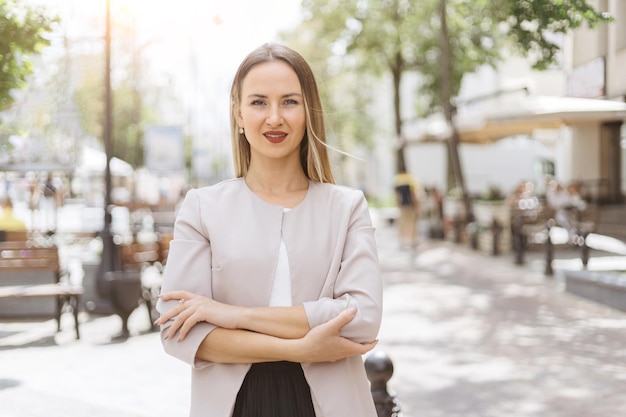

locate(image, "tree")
[[294, 0, 502, 174], [73, 62, 157, 169], [71, 17, 160, 169], [436, 0, 612, 217], [0, 0, 57, 112], [293, 0, 611, 212]]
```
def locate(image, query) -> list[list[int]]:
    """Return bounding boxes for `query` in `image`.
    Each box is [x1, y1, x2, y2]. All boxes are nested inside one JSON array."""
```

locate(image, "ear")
[[233, 102, 244, 127]]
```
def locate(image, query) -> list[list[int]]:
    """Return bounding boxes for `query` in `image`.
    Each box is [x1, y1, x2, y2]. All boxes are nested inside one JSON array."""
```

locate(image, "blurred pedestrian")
[[155, 43, 382, 417], [393, 165, 420, 248], [426, 186, 444, 239], [0, 197, 27, 232], [41, 173, 58, 232], [546, 179, 586, 232]]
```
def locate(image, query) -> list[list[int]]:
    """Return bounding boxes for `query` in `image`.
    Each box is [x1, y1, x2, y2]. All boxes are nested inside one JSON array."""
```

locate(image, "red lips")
[[264, 131, 288, 144]]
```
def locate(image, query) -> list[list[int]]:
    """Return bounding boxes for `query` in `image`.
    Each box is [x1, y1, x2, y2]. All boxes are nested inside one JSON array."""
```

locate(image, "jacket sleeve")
[[156, 188, 217, 368], [303, 191, 383, 343]]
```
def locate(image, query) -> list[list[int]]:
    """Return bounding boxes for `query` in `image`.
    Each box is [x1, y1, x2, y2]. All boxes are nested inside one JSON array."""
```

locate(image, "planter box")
[[564, 270, 626, 312], [473, 200, 511, 254], [442, 197, 466, 242]]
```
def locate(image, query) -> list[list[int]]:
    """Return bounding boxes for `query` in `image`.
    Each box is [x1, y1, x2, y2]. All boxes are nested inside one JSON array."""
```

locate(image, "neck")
[[245, 158, 308, 195], [244, 163, 309, 208], [245, 169, 308, 196]]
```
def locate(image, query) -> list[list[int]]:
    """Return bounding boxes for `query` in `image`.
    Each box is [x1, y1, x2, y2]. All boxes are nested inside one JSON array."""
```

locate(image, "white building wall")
[[570, 124, 602, 181], [572, 9, 609, 67], [406, 137, 554, 196], [554, 129, 570, 181], [607, 1, 626, 96]]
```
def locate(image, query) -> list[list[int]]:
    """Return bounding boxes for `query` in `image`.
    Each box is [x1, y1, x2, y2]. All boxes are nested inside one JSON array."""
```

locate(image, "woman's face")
[[236, 60, 306, 165]]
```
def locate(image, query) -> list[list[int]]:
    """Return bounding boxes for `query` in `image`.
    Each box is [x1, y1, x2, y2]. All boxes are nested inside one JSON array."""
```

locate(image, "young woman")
[[155, 43, 382, 417]]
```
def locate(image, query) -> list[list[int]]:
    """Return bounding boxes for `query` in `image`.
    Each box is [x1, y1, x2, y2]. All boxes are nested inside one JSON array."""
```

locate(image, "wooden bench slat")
[[0, 284, 83, 298], [0, 259, 60, 270], [0, 243, 80, 339], [0, 243, 61, 273], [121, 242, 161, 269], [0, 283, 83, 339]]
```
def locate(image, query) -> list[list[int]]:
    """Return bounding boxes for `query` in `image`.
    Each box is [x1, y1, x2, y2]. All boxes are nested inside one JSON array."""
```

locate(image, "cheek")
[[291, 111, 306, 130], [241, 109, 265, 126]]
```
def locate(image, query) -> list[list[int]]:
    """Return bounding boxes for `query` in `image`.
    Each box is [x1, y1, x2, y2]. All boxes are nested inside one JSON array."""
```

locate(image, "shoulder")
[[186, 178, 245, 200], [178, 178, 245, 216], [310, 182, 367, 207], [311, 181, 362, 197]]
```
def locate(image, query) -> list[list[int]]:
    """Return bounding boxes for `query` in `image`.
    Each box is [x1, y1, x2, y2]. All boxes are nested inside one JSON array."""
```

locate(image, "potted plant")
[[473, 185, 511, 254]]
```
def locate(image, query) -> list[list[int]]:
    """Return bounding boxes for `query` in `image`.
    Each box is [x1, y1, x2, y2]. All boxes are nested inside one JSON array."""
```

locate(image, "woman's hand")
[[293, 308, 378, 363], [156, 290, 242, 341]]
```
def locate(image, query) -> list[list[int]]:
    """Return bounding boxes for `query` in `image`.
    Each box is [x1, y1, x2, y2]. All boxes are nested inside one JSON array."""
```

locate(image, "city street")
[[375, 221, 626, 417], [1, 211, 626, 416]]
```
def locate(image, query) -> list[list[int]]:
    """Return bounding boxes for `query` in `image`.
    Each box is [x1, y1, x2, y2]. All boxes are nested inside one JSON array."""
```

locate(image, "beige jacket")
[[157, 178, 382, 417]]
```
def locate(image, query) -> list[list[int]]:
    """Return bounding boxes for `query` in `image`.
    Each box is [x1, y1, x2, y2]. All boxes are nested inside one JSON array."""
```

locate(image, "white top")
[[269, 207, 292, 307], [268, 234, 292, 306]]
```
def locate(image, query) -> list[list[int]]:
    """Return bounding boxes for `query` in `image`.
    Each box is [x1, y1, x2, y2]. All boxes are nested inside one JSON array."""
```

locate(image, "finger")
[[177, 313, 200, 341], [358, 339, 378, 355], [327, 308, 357, 330], [165, 314, 183, 340], [154, 299, 187, 325], [155, 308, 177, 325], [159, 290, 192, 301], [166, 307, 194, 340]]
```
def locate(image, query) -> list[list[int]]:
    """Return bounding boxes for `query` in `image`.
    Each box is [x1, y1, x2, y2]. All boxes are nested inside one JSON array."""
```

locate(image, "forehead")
[[241, 60, 302, 94]]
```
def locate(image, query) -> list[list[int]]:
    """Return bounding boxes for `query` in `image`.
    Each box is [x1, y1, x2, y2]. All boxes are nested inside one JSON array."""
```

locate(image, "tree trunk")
[[439, 0, 472, 221], [391, 51, 406, 173]]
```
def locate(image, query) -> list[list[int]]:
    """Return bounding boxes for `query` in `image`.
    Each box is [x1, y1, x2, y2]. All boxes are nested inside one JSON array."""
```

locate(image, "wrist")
[[283, 338, 305, 362], [236, 306, 252, 330]]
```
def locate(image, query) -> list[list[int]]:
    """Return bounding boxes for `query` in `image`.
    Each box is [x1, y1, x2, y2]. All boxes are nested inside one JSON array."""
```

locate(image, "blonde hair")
[[230, 43, 334, 183]]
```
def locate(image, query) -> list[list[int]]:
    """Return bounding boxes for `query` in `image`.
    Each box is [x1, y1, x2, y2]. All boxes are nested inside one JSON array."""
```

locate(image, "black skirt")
[[232, 361, 316, 417]]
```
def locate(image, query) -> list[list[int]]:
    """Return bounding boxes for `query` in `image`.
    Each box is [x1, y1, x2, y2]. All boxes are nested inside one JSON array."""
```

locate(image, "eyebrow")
[[246, 93, 303, 99]]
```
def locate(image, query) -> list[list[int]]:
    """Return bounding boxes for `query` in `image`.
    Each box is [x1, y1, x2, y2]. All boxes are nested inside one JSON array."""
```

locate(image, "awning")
[[77, 147, 134, 177], [407, 95, 626, 145]]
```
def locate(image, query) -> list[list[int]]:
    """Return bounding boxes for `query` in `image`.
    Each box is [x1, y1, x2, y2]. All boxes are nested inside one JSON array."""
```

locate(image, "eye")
[[251, 99, 266, 106], [283, 98, 299, 106]]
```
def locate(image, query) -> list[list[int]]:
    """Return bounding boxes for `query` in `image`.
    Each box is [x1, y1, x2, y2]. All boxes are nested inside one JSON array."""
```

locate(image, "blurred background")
[[1, 0, 625, 311], [2, 2, 626, 416], [1, 1, 624, 227]]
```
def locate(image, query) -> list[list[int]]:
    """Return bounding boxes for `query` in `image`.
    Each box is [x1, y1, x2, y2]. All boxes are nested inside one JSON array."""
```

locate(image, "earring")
[[239, 127, 244, 134]]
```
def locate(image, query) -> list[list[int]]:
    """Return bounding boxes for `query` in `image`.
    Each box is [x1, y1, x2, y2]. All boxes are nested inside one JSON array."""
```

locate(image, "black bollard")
[[453, 216, 462, 243], [467, 221, 479, 250], [105, 271, 143, 339], [491, 219, 502, 256], [512, 215, 525, 265], [544, 221, 554, 276], [365, 351, 401, 417], [580, 230, 590, 268]]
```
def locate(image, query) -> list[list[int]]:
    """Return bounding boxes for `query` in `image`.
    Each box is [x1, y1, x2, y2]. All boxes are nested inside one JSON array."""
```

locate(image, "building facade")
[[435, 0, 626, 203], [566, 0, 626, 203]]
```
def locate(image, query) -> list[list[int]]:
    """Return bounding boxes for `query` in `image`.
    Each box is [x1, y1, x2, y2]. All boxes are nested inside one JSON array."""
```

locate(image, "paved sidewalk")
[[1, 214, 625, 416], [374, 220, 626, 417]]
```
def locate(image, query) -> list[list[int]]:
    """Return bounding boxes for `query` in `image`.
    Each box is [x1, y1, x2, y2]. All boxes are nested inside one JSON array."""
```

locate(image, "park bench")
[[114, 239, 168, 330], [510, 205, 555, 264], [121, 241, 161, 271], [0, 230, 29, 242], [511, 204, 601, 274], [0, 241, 83, 339]]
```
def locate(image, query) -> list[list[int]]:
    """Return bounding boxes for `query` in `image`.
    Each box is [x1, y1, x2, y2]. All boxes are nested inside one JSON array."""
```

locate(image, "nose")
[[266, 105, 283, 127]]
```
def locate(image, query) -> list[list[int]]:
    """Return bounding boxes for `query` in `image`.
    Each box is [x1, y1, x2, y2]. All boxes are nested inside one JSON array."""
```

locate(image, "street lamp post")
[[103, 0, 112, 210], [93, 0, 120, 314]]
